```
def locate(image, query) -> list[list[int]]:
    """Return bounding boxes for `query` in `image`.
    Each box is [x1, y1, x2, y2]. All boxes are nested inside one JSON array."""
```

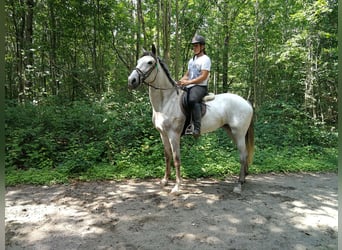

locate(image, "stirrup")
[[185, 123, 194, 135]]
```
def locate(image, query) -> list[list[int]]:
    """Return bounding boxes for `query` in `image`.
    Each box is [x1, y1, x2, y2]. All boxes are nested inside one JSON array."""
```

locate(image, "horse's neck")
[[148, 70, 179, 113]]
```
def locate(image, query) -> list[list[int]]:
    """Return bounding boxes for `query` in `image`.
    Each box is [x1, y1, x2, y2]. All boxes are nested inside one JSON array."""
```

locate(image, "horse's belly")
[[200, 93, 253, 134], [201, 113, 226, 133]]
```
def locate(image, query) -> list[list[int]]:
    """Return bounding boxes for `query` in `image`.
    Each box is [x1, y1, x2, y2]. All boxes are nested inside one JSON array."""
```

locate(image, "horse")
[[128, 45, 254, 194]]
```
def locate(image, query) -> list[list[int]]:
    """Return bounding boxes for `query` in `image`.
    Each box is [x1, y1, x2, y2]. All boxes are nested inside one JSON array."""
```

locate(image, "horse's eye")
[[148, 61, 153, 65]]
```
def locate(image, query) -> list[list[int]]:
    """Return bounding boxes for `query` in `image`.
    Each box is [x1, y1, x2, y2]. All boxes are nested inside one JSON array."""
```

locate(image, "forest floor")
[[5, 172, 337, 250]]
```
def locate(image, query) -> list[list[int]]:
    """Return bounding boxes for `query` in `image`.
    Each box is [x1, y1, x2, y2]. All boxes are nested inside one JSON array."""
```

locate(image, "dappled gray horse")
[[128, 45, 254, 194]]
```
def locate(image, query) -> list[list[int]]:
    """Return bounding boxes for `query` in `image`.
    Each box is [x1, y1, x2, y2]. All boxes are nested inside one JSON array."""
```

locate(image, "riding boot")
[[192, 103, 202, 138]]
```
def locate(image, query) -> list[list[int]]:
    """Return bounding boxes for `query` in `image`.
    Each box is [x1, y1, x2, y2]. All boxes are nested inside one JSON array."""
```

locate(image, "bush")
[[5, 94, 337, 185], [5, 90, 158, 173], [255, 100, 337, 148]]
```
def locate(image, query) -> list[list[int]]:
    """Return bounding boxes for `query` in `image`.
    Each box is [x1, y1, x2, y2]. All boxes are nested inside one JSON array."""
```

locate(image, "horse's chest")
[[153, 111, 183, 133], [152, 112, 170, 130]]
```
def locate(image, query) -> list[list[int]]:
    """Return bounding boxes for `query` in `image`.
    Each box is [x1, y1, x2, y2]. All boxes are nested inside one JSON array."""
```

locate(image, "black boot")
[[192, 103, 201, 138]]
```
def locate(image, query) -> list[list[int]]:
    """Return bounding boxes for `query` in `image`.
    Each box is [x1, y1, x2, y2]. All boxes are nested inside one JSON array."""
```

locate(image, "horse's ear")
[[151, 44, 157, 56], [141, 48, 147, 54]]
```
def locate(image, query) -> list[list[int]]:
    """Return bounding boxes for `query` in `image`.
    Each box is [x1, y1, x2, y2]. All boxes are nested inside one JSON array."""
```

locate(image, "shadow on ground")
[[5, 173, 337, 250]]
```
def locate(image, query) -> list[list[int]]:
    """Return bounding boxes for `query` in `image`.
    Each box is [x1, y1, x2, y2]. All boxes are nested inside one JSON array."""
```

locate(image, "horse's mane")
[[142, 51, 177, 87], [157, 57, 177, 87]]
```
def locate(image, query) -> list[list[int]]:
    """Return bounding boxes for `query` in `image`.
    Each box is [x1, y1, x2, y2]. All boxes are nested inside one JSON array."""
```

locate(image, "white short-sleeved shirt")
[[187, 54, 211, 88]]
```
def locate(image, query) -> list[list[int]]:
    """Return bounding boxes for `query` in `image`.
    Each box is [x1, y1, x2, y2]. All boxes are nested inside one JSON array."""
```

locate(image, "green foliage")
[[6, 99, 108, 173], [5, 94, 337, 186], [255, 100, 337, 148], [5, 90, 161, 184], [4, 0, 338, 186], [252, 146, 337, 174]]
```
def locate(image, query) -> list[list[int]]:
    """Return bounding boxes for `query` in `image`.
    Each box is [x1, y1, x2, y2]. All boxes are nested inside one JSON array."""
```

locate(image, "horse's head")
[[128, 45, 158, 89]]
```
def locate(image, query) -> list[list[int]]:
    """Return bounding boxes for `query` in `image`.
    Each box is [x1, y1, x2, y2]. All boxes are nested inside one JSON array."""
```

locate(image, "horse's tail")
[[245, 116, 254, 166]]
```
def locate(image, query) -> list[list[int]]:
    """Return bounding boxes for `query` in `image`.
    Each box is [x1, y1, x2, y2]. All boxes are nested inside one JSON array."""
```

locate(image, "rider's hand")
[[177, 79, 190, 86]]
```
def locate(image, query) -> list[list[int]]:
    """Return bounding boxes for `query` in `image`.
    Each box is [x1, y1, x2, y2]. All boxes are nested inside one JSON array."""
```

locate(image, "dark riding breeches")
[[187, 85, 208, 107], [186, 85, 208, 133]]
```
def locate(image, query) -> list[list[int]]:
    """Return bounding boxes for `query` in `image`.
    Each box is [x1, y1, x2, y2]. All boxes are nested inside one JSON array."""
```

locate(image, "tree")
[[4, 0, 337, 125]]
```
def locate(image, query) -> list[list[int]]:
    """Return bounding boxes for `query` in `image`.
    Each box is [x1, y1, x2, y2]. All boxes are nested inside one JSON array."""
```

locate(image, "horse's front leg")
[[160, 134, 172, 187], [159, 132, 182, 194], [171, 151, 181, 194], [169, 134, 182, 194]]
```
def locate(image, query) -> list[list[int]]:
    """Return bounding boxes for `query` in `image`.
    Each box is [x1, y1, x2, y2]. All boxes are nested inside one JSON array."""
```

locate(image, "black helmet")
[[191, 35, 205, 45]]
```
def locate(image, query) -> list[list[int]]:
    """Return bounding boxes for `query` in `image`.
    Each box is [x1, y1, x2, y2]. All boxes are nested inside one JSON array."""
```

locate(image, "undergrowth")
[[5, 92, 338, 186]]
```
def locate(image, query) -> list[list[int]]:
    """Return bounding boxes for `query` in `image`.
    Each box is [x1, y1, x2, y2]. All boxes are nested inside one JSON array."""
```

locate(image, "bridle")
[[135, 59, 159, 86], [135, 57, 180, 92]]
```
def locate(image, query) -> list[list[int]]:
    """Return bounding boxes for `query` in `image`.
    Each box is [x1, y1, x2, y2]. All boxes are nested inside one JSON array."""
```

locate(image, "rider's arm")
[[179, 70, 209, 86], [179, 70, 189, 81]]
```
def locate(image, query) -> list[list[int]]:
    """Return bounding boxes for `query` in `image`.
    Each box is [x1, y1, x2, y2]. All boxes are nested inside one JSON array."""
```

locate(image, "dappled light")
[[5, 0, 337, 248], [6, 173, 337, 249]]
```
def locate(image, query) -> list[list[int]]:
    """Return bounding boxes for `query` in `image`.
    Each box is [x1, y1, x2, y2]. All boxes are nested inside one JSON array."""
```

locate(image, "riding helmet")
[[191, 35, 206, 45]]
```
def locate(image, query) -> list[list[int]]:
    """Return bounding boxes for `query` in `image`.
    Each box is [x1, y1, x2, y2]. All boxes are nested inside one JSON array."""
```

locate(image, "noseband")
[[135, 61, 159, 85]]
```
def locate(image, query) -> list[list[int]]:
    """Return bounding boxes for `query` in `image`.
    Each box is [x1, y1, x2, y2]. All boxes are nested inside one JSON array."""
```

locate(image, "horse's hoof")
[[160, 179, 168, 186], [233, 184, 242, 194], [170, 185, 180, 195]]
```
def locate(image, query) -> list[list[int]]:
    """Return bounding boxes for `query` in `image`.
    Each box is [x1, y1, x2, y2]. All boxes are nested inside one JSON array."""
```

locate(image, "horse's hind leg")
[[233, 136, 249, 194], [222, 125, 247, 193]]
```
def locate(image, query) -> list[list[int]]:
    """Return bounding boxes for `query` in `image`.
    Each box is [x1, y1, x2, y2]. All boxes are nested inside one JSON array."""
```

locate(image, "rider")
[[178, 34, 211, 138]]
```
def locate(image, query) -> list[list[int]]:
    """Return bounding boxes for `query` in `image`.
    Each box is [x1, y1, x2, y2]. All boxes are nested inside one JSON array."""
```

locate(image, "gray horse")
[[128, 45, 254, 194]]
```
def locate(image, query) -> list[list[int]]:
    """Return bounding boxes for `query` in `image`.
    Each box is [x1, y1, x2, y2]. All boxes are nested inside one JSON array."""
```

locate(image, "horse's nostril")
[[128, 77, 136, 86], [128, 76, 138, 89]]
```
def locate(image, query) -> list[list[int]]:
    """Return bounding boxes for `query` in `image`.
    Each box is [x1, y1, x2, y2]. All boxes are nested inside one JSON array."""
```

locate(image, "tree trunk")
[[133, 0, 140, 62], [304, 35, 317, 119], [162, 0, 171, 64], [137, 0, 147, 48], [252, 0, 259, 108], [174, 0, 180, 78], [222, 33, 229, 92], [156, 0, 161, 55], [48, 0, 58, 95], [25, 0, 34, 67], [10, 0, 26, 102]]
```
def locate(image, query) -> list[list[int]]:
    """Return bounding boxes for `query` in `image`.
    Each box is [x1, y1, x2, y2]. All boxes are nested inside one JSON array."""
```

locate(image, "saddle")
[[180, 91, 215, 136]]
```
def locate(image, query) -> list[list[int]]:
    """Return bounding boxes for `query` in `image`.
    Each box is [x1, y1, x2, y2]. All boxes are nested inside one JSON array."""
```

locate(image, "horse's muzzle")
[[128, 70, 140, 89]]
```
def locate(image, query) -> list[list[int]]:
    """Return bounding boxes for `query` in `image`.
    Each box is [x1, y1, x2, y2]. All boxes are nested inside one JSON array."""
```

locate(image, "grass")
[[5, 98, 338, 186], [5, 143, 337, 186]]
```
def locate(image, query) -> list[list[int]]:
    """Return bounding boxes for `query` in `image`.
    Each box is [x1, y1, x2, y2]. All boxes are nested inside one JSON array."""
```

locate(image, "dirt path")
[[5, 173, 337, 250]]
